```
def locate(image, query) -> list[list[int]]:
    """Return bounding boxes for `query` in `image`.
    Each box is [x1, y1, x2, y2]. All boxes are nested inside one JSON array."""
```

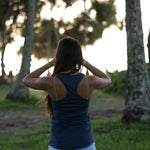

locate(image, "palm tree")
[[122, 0, 150, 123], [6, 0, 36, 99]]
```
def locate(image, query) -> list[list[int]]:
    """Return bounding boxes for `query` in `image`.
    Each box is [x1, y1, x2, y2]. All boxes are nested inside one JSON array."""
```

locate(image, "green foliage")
[[34, 19, 58, 59], [64, 0, 117, 45], [0, 0, 23, 48], [102, 70, 127, 96], [62, 0, 77, 7], [33, 0, 118, 58], [101, 65, 149, 98], [1, 117, 150, 150], [92, 0, 117, 26]]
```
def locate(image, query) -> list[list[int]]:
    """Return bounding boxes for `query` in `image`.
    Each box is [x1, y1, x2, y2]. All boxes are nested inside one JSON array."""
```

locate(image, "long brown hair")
[[39, 91, 53, 120], [39, 37, 82, 119]]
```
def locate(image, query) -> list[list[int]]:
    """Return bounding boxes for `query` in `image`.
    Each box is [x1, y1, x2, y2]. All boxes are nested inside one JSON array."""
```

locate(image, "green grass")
[[89, 90, 124, 111], [0, 84, 12, 101], [0, 117, 150, 150], [93, 117, 150, 150], [1, 85, 149, 150], [0, 85, 43, 112], [0, 123, 50, 150], [0, 84, 43, 101], [0, 97, 44, 112]]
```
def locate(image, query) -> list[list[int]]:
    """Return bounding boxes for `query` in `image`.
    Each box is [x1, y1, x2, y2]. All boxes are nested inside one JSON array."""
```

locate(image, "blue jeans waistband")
[[48, 143, 96, 150]]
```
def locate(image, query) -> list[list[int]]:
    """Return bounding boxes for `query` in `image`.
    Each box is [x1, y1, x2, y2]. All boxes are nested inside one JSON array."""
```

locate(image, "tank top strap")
[[53, 76, 58, 100], [85, 76, 89, 99]]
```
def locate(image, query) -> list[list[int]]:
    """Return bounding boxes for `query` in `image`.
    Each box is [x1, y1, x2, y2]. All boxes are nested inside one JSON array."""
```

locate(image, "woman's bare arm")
[[82, 59, 111, 89], [22, 58, 56, 90]]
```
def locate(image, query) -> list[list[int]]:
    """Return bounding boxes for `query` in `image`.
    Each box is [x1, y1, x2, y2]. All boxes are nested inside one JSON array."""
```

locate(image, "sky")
[[1, 0, 150, 76], [85, 0, 150, 72]]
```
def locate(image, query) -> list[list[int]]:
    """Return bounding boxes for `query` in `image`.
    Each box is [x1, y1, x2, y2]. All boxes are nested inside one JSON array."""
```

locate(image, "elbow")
[[108, 78, 112, 85], [22, 73, 31, 85], [102, 78, 111, 89], [22, 77, 26, 85], [22, 76, 28, 86], [103, 78, 111, 88]]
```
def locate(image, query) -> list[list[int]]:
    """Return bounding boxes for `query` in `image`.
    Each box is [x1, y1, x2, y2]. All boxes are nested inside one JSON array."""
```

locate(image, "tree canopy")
[[0, 0, 119, 78], [33, 0, 118, 59]]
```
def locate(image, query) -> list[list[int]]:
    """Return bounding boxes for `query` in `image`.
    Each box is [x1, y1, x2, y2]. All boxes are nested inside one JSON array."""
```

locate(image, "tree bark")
[[51, 19, 60, 43], [147, 30, 150, 75], [122, 0, 150, 123], [6, 0, 36, 99]]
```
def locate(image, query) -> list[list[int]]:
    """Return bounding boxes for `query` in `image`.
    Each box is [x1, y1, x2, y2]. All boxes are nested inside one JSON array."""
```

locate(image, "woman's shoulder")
[[87, 75, 111, 89]]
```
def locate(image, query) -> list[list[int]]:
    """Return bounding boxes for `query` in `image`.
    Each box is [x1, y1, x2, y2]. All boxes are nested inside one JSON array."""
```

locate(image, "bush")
[[102, 70, 127, 96]]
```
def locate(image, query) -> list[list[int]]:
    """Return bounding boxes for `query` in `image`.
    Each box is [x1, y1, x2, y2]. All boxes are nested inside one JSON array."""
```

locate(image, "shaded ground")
[[0, 110, 123, 131]]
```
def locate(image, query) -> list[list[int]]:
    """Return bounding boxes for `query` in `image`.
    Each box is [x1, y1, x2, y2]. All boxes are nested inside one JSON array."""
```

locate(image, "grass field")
[[1, 117, 150, 150], [0, 85, 150, 150]]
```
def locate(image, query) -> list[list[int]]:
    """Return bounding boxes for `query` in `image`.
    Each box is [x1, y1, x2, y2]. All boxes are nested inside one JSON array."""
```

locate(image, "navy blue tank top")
[[49, 73, 94, 150]]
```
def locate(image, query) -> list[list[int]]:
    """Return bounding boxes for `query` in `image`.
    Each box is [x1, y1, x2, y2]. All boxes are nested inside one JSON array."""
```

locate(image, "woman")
[[23, 37, 111, 150]]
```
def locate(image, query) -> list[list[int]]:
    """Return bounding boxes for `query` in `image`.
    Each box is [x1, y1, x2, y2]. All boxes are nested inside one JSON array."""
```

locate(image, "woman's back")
[[49, 73, 94, 150]]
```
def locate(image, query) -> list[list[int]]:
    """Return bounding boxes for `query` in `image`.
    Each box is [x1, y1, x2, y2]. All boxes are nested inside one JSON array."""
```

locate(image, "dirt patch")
[[90, 110, 123, 119], [0, 111, 49, 131], [0, 110, 123, 131]]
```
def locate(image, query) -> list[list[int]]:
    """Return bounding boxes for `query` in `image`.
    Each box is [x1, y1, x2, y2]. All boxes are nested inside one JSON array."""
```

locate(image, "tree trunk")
[[83, 0, 89, 75], [122, 0, 150, 123], [0, 1, 18, 84], [6, 0, 36, 99], [51, 19, 60, 43], [47, 29, 51, 76], [147, 30, 150, 75], [0, 8, 10, 84], [0, 29, 7, 84]]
